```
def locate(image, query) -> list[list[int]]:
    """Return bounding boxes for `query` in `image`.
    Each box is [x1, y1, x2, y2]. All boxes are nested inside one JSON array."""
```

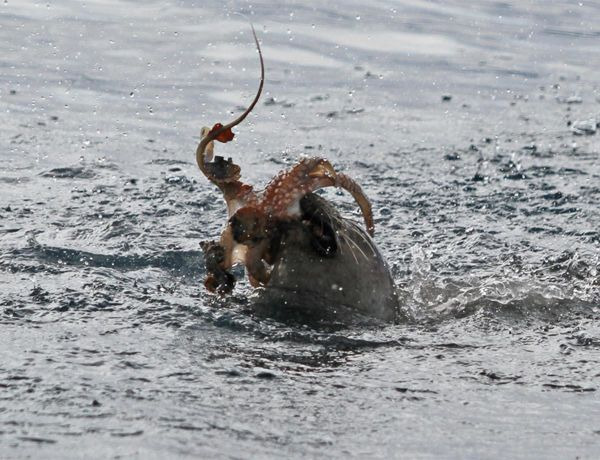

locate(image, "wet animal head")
[[230, 206, 269, 243]]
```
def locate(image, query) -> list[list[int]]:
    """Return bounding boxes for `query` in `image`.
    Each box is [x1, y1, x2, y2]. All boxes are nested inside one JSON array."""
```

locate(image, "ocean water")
[[1, 0, 599, 458]]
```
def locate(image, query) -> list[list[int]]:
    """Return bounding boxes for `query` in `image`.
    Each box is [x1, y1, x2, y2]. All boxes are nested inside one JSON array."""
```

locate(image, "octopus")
[[196, 27, 399, 323]]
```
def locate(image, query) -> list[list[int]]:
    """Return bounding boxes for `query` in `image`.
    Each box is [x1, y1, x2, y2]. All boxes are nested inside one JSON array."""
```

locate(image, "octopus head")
[[230, 206, 269, 244]]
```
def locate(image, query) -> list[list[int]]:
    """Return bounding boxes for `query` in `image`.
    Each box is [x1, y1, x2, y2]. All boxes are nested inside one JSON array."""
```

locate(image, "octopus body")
[[196, 26, 399, 322]]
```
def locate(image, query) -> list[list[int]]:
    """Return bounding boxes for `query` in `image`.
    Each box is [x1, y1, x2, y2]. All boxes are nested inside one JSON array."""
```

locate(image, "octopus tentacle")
[[333, 173, 374, 236], [196, 25, 264, 169], [259, 157, 374, 236], [260, 158, 334, 215], [196, 24, 264, 294], [244, 241, 272, 286], [195, 24, 263, 212]]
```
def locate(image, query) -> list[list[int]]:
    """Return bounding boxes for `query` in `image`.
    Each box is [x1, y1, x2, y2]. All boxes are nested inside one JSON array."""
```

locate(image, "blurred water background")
[[1, 1, 599, 458]]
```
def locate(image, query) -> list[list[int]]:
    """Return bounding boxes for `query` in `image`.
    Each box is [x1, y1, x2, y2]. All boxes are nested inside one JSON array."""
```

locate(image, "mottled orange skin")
[[259, 158, 332, 215], [244, 157, 373, 235]]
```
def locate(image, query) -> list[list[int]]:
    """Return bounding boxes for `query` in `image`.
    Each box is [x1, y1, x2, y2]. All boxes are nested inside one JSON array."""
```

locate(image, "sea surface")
[[1, 1, 600, 458]]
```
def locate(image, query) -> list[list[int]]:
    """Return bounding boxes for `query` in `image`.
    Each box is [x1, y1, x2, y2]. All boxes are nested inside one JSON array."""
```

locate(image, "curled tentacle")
[[333, 173, 374, 236], [244, 241, 272, 286], [196, 25, 265, 295], [260, 157, 374, 236], [260, 158, 336, 214], [195, 25, 263, 214], [196, 24, 264, 175]]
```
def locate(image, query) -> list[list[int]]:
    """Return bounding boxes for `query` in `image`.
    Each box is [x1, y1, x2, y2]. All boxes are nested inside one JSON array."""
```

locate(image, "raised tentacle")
[[195, 25, 263, 215], [196, 25, 264, 295], [244, 241, 272, 287], [260, 158, 335, 215], [196, 24, 264, 174], [260, 157, 375, 236], [333, 173, 374, 236]]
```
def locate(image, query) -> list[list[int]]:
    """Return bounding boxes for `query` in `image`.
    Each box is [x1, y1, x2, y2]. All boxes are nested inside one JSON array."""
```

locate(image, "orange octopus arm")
[[208, 123, 235, 143], [259, 157, 375, 236]]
